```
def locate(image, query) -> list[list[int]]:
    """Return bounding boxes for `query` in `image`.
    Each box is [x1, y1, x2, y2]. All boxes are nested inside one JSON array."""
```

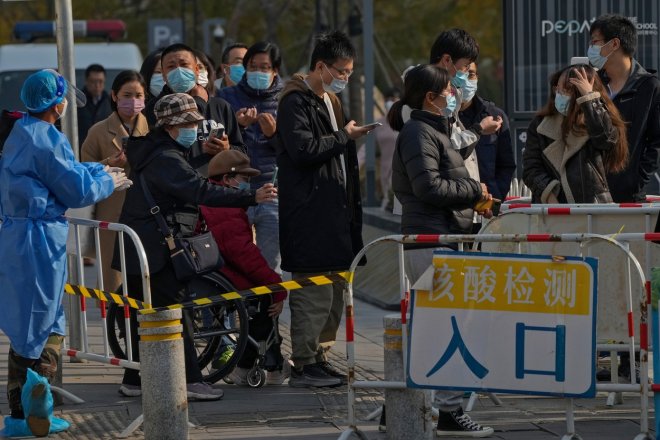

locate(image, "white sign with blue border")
[[407, 251, 598, 397]]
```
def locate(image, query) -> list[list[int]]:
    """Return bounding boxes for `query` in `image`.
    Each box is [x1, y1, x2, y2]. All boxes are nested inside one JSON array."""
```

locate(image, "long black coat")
[[276, 75, 363, 273], [113, 129, 256, 275], [392, 110, 482, 239], [600, 61, 660, 202]]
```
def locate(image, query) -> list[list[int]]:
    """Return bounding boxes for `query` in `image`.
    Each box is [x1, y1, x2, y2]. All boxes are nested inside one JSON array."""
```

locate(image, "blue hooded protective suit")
[[0, 114, 114, 359]]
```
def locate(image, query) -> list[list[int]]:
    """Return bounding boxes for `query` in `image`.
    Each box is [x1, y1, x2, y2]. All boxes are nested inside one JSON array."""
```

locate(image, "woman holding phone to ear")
[[523, 64, 628, 204]]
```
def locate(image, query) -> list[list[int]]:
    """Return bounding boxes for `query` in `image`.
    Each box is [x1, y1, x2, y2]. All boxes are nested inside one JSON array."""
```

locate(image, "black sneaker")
[[436, 407, 494, 438], [378, 405, 386, 432], [318, 361, 348, 384], [288, 363, 342, 388]]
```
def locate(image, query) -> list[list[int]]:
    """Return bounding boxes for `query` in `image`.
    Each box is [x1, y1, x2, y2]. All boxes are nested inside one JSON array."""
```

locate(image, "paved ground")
[[0, 216, 656, 439]]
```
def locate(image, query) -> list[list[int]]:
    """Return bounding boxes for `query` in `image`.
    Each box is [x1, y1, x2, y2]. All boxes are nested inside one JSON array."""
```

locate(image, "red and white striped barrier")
[[337, 232, 652, 440]]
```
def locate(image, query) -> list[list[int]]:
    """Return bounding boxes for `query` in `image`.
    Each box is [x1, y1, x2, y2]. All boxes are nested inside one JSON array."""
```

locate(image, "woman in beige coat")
[[81, 70, 149, 291]]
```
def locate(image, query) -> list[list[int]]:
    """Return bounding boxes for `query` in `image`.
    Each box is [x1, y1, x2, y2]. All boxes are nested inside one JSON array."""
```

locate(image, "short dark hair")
[[85, 64, 105, 78], [243, 41, 282, 71], [221, 43, 248, 64], [591, 14, 637, 57], [110, 70, 146, 111], [309, 31, 356, 71], [161, 43, 196, 64], [429, 28, 479, 64], [387, 64, 450, 131], [139, 49, 163, 98]]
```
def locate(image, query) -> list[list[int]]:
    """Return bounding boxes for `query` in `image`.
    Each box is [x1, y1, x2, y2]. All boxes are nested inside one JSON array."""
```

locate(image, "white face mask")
[[55, 98, 68, 120], [198, 70, 209, 87]]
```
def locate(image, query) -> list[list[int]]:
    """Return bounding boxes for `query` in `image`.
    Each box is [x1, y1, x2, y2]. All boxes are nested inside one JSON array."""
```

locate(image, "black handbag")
[[140, 174, 224, 281]]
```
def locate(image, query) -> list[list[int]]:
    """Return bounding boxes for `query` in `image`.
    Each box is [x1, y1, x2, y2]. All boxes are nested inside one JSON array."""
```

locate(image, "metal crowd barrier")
[[337, 233, 651, 440], [483, 203, 660, 407], [64, 216, 151, 437]]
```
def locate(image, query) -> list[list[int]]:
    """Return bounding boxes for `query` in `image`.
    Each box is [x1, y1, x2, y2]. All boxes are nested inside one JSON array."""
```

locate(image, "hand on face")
[[568, 67, 595, 96]]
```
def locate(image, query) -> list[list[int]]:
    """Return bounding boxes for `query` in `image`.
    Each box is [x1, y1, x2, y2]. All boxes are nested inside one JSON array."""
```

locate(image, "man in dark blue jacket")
[[458, 61, 516, 202], [218, 41, 284, 274]]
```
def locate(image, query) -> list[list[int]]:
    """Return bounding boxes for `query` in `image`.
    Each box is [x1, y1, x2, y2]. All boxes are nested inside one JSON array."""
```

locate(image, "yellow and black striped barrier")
[[64, 271, 352, 315]]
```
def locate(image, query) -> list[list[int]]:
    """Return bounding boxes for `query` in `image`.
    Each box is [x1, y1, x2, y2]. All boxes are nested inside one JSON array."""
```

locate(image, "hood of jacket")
[[280, 73, 345, 127], [126, 128, 183, 173]]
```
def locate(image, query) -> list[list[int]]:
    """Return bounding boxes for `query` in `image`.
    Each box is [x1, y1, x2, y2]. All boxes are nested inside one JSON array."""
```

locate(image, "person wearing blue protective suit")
[[0, 69, 128, 435]]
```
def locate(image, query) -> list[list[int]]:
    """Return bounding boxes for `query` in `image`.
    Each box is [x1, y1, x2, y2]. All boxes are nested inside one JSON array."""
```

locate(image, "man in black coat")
[[77, 64, 112, 149], [276, 31, 372, 388], [590, 14, 660, 202]]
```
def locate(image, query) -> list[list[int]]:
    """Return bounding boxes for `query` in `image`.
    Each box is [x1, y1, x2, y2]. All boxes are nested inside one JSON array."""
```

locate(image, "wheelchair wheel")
[[105, 273, 249, 384], [247, 367, 266, 388], [187, 272, 249, 384]]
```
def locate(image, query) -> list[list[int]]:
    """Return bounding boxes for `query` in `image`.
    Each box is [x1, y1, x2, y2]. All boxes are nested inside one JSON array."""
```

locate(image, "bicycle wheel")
[[187, 272, 249, 384]]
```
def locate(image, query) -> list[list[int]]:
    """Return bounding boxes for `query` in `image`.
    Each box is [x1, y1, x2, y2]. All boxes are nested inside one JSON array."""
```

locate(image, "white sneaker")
[[227, 367, 249, 386], [266, 360, 291, 385], [118, 384, 142, 397]]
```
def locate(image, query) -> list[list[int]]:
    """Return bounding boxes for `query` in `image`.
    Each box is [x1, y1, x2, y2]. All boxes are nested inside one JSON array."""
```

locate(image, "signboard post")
[[408, 251, 598, 398]]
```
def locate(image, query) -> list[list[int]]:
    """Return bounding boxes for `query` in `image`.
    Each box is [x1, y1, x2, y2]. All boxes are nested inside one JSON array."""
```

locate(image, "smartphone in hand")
[[208, 124, 225, 140], [271, 166, 279, 185], [362, 121, 383, 131]]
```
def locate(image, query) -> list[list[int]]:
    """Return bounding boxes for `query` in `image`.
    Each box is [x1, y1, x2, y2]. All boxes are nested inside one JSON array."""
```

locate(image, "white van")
[[0, 42, 143, 111]]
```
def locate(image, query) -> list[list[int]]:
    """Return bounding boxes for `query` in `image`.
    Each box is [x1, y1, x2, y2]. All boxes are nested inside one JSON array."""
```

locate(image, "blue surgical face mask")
[[150, 73, 165, 96], [461, 79, 478, 103], [229, 64, 245, 84], [231, 178, 250, 191], [587, 40, 613, 69], [554, 92, 571, 116], [247, 71, 272, 90], [167, 67, 197, 93], [450, 62, 469, 89], [175, 127, 198, 148], [431, 93, 456, 117], [322, 64, 348, 94]]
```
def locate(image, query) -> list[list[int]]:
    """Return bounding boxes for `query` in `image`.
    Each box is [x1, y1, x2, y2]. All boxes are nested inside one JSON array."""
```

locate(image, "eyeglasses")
[[247, 64, 273, 73], [327, 64, 353, 79]]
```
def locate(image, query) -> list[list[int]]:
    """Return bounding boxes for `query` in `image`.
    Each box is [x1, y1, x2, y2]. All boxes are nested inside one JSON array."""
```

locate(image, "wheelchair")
[[106, 271, 249, 384]]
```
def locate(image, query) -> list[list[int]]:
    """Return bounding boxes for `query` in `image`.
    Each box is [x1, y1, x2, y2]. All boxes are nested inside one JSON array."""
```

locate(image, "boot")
[[7, 347, 37, 419]]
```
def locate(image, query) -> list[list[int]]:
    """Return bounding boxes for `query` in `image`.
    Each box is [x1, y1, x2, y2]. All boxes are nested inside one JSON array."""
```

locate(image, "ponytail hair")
[[386, 64, 450, 132]]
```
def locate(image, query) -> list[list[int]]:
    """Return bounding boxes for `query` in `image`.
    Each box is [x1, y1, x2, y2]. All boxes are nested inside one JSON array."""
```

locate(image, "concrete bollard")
[[384, 314, 433, 440], [138, 309, 188, 440]]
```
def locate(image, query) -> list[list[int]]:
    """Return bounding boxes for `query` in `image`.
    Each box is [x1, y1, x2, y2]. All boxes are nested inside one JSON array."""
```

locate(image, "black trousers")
[[237, 296, 283, 371], [122, 265, 202, 385]]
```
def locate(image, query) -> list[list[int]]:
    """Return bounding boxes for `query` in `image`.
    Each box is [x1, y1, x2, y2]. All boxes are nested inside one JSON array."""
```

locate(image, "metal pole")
[[139, 309, 188, 439], [54, 0, 80, 160], [362, 0, 376, 207]]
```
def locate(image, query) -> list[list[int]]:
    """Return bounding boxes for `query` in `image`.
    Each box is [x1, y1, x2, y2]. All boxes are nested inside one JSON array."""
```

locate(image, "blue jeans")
[[247, 199, 281, 275]]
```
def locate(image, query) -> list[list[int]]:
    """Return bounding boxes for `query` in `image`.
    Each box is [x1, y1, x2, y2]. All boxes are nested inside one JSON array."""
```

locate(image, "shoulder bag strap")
[[139, 173, 177, 251]]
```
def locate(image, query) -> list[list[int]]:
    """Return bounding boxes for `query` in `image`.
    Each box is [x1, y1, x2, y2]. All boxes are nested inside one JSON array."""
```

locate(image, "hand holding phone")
[[361, 121, 383, 131], [208, 126, 225, 140]]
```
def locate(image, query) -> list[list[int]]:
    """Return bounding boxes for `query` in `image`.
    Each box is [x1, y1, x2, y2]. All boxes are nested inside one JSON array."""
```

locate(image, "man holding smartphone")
[[276, 31, 373, 388]]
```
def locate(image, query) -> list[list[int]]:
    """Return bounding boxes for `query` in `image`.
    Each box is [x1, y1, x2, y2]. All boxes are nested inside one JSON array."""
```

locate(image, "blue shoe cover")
[[1, 415, 70, 437], [0, 369, 70, 437]]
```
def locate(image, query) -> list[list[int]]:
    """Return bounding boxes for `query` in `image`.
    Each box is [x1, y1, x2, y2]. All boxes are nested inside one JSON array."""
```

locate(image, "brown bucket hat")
[[208, 150, 261, 178], [154, 93, 204, 127]]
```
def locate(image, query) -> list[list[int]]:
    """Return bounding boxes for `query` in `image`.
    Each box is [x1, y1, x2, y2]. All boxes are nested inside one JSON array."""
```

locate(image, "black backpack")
[[0, 110, 22, 158]]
